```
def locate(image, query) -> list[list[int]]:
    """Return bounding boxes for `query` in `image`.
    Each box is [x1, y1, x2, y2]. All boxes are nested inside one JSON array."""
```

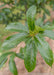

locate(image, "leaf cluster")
[[0, 5, 54, 75]]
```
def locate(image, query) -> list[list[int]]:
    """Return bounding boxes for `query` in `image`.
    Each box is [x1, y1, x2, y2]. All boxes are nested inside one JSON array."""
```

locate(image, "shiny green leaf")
[[9, 57, 18, 75], [26, 5, 36, 31], [6, 22, 29, 33], [35, 18, 43, 26], [42, 25, 54, 30], [34, 34, 53, 67], [20, 47, 24, 54], [43, 30, 54, 40], [24, 39, 37, 72], [0, 52, 13, 68], [0, 57, 7, 68], [43, 8, 50, 16], [15, 53, 24, 60], [2, 33, 28, 50]]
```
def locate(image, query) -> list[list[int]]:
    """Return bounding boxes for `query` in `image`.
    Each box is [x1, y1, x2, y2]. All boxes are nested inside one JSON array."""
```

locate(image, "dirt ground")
[[0, 11, 54, 75]]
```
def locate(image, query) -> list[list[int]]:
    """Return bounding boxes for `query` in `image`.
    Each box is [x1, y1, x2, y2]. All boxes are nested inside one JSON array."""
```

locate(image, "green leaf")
[[26, 5, 36, 31], [35, 18, 43, 27], [6, 22, 29, 33], [43, 30, 54, 40], [2, 8, 11, 13], [0, 15, 3, 21], [35, 25, 44, 33], [2, 33, 28, 50], [52, 3, 54, 10], [24, 39, 37, 72], [9, 57, 18, 75], [34, 34, 53, 67], [0, 52, 13, 64], [0, 57, 7, 68], [43, 8, 50, 16], [15, 53, 24, 60], [53, 53, 54, 62], [44, 21, 51, 26], [14, 0, 17, 5], [42, 25, 54, 30], [37, 0, 42, 4], [20, 47, 24, 54], [0, 52, 13, 68], [42, 13, 46, 21]]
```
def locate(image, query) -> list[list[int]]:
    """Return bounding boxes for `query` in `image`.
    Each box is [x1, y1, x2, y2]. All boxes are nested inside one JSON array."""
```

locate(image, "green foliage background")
[[0, 0, 54, 24]]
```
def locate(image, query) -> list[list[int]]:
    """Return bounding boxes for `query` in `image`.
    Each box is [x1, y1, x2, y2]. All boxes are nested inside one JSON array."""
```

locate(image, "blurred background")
[[0, 0, 54, 75]]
